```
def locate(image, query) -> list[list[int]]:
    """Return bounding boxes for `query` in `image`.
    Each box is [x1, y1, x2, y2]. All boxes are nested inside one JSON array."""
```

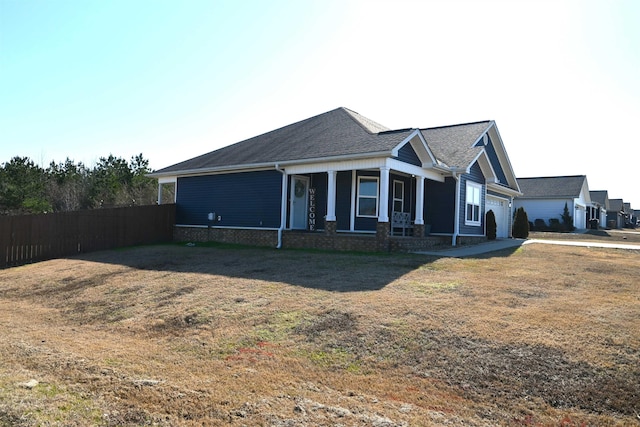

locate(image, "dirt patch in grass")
[[0, 242, 638, 426]]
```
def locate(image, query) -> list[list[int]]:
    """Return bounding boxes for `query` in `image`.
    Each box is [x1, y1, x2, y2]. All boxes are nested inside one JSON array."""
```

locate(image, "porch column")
[[378, 167, 390, 223], [157, 182, 163, 205], [325, 170, 337, 235], [326, 170, 337, 221], [415, 176, 425, 225], [413, 176, 425, 237]]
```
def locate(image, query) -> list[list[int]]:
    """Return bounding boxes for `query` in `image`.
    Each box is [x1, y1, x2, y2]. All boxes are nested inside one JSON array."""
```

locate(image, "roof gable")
[[609, 198, 624, 211], [517, 175, 587, 199], [589, 190, 609, 209], [420, 121, 491, 169]]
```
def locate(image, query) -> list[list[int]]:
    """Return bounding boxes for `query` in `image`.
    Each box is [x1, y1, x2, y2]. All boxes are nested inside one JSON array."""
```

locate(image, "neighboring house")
[[633, 209, 640, 225], [514, 175, 591, 230], [606, 199, 625, 229], [623, 202, 633, 227], [589, 190, 610, 229], [150, 107, 521, 251]]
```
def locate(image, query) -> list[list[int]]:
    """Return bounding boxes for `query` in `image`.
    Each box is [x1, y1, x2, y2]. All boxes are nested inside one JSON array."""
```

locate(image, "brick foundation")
[[174, 226, 278, 247], [325, 221, 337, 235], [174, 225, 460, 253]]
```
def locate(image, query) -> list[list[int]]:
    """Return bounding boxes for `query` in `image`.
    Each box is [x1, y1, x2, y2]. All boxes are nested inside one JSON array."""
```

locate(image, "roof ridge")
[[517, 175, 586, 180], [420, 120, 493, 131], [342, 108, 390, 134]]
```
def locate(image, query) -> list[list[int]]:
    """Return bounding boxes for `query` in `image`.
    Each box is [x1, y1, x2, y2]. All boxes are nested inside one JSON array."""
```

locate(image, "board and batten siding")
[[396, 143, 422, 167], [176, 170, 283, 228], [459, 162, 485, 236], [424, 177, 456, 234], [485, 136, 509, 185]]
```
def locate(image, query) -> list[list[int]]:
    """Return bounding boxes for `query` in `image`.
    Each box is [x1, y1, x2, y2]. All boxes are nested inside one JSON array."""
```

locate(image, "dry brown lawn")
[[0, 237, 638, 426]]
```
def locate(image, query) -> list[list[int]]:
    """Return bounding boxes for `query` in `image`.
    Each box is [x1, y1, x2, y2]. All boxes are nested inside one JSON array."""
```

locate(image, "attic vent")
[[483, 134, 488, 145]]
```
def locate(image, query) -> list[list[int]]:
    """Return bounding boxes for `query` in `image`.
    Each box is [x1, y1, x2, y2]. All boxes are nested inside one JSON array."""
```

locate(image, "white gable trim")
[[486, 123, 521, 192], [391, 129, 438, 166]]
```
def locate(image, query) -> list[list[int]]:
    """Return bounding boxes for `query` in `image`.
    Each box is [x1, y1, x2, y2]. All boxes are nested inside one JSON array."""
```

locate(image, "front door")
[[290, 176, 309, 229]]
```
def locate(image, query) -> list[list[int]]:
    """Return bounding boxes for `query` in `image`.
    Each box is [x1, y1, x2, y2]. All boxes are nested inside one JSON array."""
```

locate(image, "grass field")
[[0, 232, 639, 426]]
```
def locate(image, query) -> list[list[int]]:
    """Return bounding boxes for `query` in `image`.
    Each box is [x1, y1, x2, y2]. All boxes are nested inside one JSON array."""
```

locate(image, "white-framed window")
[[465, 181, 482, 225], [393, 180, 404, 212], [357, 176, 379, 217]]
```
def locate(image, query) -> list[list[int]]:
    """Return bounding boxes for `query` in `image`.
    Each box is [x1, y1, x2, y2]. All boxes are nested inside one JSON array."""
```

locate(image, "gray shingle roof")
[[517, 175, 587, 198], [154, 107, 410, 174], [589, 190, 609, 208], [152, 107, 495, 175], [420, 121, 492, 168], [609, 199, 624, 212]]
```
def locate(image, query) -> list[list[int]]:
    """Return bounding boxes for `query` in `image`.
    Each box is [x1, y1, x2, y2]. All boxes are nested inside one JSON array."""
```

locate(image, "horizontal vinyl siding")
[[513, 199, 569, 224], [176, 170, 282, 227]]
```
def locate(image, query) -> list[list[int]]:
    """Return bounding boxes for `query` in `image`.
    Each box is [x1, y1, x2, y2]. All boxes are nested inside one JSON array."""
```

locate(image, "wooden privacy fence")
[[0, 204, 176, 268]]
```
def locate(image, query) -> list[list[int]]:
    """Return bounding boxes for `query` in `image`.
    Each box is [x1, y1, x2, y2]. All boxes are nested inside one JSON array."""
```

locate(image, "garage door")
[[486, 196, 509, 238]]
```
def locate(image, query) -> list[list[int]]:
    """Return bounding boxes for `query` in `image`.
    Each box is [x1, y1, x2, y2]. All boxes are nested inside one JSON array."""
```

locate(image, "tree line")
[[0, 154, 160, 215]]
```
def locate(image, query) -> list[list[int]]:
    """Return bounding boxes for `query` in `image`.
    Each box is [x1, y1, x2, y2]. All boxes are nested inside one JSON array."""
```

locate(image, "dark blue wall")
[[396, 143, 421, 166], [336, 171, 352, 231], [424, 177, 455, 233], [354, 170, 378, 231], [176, 170, 283, 227], [485, 135, 509, 185], [309, 173, 327, 230], [459, 162, 485, 235]]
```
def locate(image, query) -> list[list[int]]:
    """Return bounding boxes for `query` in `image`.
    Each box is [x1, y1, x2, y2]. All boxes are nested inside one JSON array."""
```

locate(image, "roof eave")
[[148, 150, 394, 178]]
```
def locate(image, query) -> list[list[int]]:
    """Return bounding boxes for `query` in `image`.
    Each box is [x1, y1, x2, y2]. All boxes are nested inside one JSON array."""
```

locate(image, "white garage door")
[[486, 196, 509, 238]]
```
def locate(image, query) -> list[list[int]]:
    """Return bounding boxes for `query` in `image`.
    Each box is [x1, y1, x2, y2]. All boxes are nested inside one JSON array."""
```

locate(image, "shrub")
[[486, 209, 497, 240], [534, 218, 547, 231], [561, 202, 575, 232], [549, 218, 562, 232], [513, 207, 529, 238]]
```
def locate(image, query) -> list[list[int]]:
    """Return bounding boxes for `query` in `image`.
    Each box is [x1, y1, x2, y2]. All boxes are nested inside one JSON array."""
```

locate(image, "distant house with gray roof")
[[589, 190, 610, 228], [514, 175, 592, 230], [150, 107, 521, 250], [607, 199, 626, 228]]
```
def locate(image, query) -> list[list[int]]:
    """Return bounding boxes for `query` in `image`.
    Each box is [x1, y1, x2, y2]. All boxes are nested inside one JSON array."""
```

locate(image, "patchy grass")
[[0, 242, 638, 426]]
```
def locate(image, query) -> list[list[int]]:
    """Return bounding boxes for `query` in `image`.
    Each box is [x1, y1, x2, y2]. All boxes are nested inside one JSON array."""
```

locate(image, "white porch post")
[[326, 170, 337, 221], [378, 167, 390, 222], [157, 182, 162, 205], [415, 176, 425, 225]]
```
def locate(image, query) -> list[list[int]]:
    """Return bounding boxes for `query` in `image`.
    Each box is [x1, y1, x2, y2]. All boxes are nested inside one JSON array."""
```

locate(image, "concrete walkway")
[[414, 238, 640, 258]]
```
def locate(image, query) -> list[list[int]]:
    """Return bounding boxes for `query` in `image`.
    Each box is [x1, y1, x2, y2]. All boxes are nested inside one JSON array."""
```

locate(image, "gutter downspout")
[[451, 169, 461, 247], [275, 164, 287, 249]]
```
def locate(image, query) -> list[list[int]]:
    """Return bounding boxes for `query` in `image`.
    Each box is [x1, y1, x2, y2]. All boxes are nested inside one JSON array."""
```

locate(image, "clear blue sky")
[[1, 0, 638, 207]]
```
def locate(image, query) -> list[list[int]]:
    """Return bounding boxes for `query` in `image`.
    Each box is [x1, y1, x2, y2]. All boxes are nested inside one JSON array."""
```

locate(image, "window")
[[393, 180, 404, 212], [465, 182, 482, 225], [357, 176, 379, 217]]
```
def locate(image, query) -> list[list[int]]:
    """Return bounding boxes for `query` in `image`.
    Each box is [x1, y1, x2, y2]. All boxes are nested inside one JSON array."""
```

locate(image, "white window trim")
[[356, 176, 379, 218], [393, 179, 404, 213], [465, 181, 482, 226]]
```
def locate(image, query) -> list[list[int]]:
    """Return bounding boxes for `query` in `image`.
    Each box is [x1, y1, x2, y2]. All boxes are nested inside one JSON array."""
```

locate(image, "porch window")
[[357, 176, 379, 217], [465, 181, 482, 225]]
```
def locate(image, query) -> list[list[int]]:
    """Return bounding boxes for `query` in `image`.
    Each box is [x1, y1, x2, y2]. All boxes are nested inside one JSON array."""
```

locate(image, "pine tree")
[[486, 209, 497, 240], [513, 207, 529, 238], [561, 202, 575, 232]]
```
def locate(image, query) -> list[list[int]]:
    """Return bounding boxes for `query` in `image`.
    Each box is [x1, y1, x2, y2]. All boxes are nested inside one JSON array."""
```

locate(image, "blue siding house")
[[150, 107, 521, 250]]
